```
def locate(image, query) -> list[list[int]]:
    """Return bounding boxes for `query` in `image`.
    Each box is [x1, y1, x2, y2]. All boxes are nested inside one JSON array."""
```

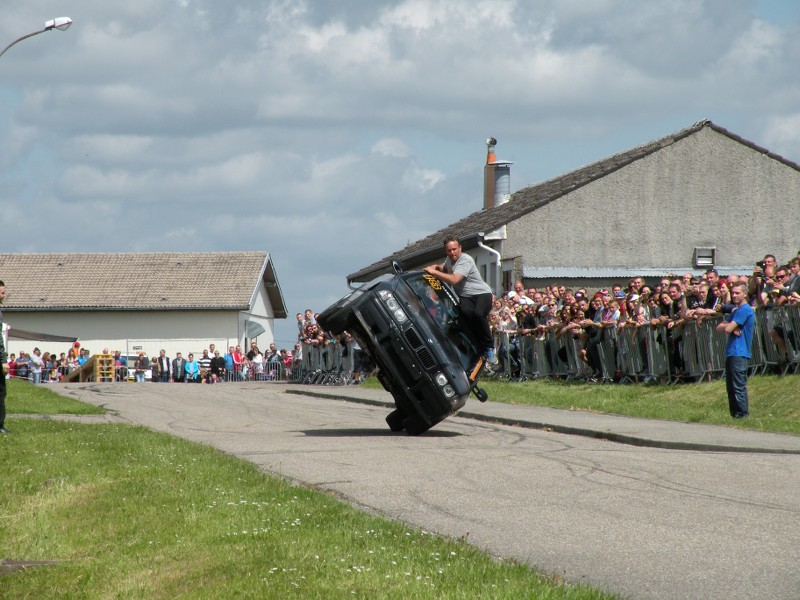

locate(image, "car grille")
[[405, 327, 436, 370], [405, 327, 424, 349], [416, 347, 436, 370]]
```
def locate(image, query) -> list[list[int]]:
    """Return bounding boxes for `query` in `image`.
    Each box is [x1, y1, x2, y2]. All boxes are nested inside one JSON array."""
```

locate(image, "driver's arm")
[[423, 264, 464, 287]]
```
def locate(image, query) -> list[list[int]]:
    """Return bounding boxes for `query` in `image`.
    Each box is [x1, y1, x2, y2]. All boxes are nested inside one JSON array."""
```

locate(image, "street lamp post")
[[0, 17, 73, 59]]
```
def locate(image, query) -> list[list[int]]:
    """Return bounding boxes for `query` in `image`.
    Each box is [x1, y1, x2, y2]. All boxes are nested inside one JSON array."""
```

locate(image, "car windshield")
[[406, 273, 459, 329], [404, 273, 480, 366]]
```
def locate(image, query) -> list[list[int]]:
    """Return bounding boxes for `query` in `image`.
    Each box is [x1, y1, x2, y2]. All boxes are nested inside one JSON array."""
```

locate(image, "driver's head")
[[443, 236, 462, 263]]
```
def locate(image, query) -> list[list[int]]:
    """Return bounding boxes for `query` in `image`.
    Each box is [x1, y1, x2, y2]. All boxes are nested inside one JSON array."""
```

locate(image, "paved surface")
[[41, 383, 800, 600], [288, 386, 800, 455]]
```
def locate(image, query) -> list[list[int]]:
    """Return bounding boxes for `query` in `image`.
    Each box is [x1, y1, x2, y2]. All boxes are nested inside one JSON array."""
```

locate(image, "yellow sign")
[[423, 273, 442, 291]]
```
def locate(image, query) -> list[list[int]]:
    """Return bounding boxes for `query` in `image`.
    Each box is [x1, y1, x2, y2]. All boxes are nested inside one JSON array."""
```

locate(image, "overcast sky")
[[2, 0, 799, 346]]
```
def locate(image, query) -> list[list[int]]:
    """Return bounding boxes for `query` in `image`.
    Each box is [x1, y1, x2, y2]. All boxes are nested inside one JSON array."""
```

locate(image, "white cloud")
[[372, 138, 411, 157], [3, 0, 800, 345], [403, 166, 444, 192]]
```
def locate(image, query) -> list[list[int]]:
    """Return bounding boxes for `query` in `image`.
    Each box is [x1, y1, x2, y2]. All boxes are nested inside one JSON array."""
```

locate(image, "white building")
[[0, 251, 287, 360]]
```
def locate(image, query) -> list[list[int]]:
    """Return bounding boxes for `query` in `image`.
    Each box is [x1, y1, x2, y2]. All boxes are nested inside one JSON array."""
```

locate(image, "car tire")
[[403, 414, 431, 436], [385, 408, 406, 432]]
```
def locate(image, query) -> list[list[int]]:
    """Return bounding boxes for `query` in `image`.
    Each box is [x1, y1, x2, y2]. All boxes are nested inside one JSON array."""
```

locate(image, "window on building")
[[693, 246, 716, 268]]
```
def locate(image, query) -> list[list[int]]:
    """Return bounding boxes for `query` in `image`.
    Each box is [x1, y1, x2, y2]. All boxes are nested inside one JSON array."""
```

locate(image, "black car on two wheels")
[[317, 263, 488, 435]]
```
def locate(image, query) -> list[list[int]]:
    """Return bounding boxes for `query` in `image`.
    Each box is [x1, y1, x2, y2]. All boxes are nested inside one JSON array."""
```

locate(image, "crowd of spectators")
[[6, 254, 799, 385], [487, 253, 800, 375], [5, 308, 357, 384], [5, 345, 88, 384], [6, 341, 305, 384], [297, 308, 373, 382]]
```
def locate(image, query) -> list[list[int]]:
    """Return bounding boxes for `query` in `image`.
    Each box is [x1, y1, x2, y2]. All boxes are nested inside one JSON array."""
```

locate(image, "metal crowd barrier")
[[293, 341, 359, 385], [490, 305, 800, 384]]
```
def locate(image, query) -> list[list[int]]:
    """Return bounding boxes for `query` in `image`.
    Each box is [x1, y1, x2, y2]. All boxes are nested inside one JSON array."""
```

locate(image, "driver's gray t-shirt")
[[445, 252, 492, 298]]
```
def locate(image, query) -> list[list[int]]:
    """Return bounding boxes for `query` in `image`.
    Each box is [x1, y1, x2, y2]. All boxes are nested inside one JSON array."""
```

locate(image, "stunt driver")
[[424, 236, 498, 365]]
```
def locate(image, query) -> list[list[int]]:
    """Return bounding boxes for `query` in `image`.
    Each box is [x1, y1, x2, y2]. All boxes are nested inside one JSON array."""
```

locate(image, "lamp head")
[[45, 17, 73, 32]]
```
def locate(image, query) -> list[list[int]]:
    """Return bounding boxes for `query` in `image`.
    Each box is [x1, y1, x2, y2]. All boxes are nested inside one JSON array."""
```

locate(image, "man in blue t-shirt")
[[716, 281, 755, 418]]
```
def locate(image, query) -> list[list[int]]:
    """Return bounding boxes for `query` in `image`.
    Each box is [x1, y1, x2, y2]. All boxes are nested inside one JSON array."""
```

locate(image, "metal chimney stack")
[[483, 137, 513, 210]]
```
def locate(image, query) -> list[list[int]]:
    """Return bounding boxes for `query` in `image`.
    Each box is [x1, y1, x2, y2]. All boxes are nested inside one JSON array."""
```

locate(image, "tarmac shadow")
[[299, 428, 462, 438]]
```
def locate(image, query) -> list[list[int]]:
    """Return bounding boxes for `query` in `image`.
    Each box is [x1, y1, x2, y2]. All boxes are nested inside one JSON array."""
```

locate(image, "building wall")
[[243, 284, 276, 342], [506, 127, 800, 270]]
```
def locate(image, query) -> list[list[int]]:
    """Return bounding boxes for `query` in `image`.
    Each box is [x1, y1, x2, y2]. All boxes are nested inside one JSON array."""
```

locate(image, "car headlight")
[[435, 372, 455, 398], [378, 291, 408, 324]]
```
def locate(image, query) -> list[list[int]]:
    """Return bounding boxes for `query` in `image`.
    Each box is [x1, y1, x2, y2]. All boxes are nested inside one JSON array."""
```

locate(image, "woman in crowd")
[[66, 346, 80, 372], [150, 357, 159, 383], [621, 294, 647, 328], [185, 353, 201, 383], [251, 347, 264, 380]]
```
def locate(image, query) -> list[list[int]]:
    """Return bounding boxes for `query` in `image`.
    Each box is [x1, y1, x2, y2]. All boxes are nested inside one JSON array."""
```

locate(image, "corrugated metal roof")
[[347, 120, 800, 283], [523, 266, 756, 279], [0, 252, 287, 316]]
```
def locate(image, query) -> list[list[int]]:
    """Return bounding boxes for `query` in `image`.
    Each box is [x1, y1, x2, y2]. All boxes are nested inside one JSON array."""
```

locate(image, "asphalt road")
[[55, 383, 800, 600]]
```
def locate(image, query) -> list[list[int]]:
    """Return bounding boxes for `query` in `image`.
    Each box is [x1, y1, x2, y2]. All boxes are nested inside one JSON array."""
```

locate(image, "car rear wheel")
[[403, 414, 431, 436], [385, 408, 406, 432]]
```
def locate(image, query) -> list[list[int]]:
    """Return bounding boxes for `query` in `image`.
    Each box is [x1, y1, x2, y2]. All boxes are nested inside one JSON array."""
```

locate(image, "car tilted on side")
[[317, 262, 488, 435]]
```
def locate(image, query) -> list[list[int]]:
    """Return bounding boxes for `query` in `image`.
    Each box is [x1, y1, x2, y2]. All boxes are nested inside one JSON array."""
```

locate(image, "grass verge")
[[5, 379, 105, 415], [0, 412, 615, 599]]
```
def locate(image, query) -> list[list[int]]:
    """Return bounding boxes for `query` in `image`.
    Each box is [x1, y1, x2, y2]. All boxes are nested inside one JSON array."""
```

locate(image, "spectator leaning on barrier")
[[704, 269, 720, 308], [716, 281, 755, 418], [787, 258, 800, 294], [767, 266, 799, 363]]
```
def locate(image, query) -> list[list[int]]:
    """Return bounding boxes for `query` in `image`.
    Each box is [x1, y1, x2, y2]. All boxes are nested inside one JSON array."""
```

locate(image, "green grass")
[[4, 378, 105, 415], [361, 373, 800, 435], [0, 402, 615, 599]]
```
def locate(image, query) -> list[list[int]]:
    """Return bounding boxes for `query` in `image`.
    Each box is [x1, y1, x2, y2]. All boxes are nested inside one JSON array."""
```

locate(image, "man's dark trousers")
[[459, 292, 493, 352]]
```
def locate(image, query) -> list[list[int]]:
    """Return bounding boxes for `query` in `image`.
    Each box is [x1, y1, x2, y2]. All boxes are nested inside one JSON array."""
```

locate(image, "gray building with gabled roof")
[[0, 251, 287, 359], [348, 120, 800, 293]]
